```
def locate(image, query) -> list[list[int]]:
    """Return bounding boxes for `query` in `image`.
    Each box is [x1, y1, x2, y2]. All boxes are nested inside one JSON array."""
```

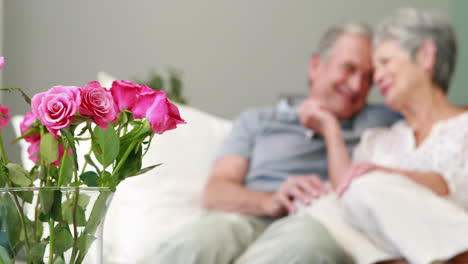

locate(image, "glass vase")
[[0, 187, 113, 264]]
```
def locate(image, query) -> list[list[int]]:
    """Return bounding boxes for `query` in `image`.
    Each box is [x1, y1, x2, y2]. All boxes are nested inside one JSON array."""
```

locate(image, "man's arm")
[[202, 155, 275, 217], [202, 155, 328, 217]]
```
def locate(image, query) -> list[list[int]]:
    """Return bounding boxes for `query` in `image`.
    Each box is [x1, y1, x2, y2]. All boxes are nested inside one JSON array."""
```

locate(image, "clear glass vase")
[[0, 187, 113, 264]]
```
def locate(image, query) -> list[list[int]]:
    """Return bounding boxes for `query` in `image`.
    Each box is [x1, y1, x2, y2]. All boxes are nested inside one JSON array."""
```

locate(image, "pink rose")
[[27, 140, 40, 164], [31, 86, 82, 138], [110, 80, 142, 113], [146, 91, 186, 134], [0, 56, 4, 70], [20, 111, 40, 142], [131, 85, 159, 119], [110, 80, 159, 118], [27, 138, 70, 167], [0, 103, 10, 132], [80, 81, 117, 130]]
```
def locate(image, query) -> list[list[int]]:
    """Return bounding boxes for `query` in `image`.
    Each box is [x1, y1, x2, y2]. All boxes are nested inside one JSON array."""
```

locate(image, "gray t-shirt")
[[216, 99, 402, 192]]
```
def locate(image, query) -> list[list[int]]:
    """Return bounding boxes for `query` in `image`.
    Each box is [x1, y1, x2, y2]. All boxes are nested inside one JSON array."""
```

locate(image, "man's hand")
[[262, 174, 329, 217], [337, 162, 382, 196], [298, 98, 339, 136]]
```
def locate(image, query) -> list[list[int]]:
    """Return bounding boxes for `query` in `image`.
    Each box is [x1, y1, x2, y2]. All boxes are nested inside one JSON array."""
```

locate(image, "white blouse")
[[352, 111, 468, 210]]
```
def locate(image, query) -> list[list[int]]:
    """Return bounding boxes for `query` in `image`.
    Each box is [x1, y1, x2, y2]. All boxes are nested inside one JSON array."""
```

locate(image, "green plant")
[[135, 70, 187, 105]]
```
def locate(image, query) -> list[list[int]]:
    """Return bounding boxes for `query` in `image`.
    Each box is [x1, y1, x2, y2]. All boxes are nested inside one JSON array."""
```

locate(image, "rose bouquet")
[[0, 56, 186, 263]]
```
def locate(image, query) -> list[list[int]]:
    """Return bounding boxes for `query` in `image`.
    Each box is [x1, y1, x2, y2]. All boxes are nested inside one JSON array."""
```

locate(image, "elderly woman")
[[298, 8, 468, 264]]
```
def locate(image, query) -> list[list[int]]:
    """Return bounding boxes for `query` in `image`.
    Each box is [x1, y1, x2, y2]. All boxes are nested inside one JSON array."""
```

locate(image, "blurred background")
[[0, 1, 466, 154]]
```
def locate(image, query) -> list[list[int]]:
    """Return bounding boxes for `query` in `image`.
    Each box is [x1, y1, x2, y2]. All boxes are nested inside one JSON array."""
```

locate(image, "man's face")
[[308, 34, 373, 120]]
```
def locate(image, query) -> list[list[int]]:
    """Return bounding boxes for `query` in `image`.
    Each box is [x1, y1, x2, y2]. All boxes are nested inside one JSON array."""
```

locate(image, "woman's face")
[[372, 40, 426, 110]]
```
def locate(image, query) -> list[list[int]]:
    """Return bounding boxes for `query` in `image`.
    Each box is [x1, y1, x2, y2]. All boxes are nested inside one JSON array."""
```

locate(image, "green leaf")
[[39, 189, 54, 217], [28, 242, 46, 263], [49, 165, 58, 181], [80, 171, 99, 187], [38, 165, 47, 181], [142, 135, 154, 156], [11, 127, 39, 144], [85, 191, 112, 235], [97, 171, 117, 191], [28, 165, 40, 182], [84, 155, 101, 175], [53, 225, 73, 255], [116, 141, 142, 180], [131, 164, 162, 178], [53, 256, 65, 264], [17, 190, 33, 204], [119, 121, 151, 146], [76, 193, 90, 208], [60, 128, 79, 171], [20, 217, 36, 248], [71, 114, 90, 126], [51, 190, 63, 222], [6, 163, 32, 187], [38, 212, 49, 222], [63, 203, 86, 227], [92, 123, 119, 169], [60, 154, 74, 186], [119, 111, 129, 127], [0, 194, 21, 251], [40, 133, 59, 164], [76, 124, 88, 137], [0, 245, 12, 264]]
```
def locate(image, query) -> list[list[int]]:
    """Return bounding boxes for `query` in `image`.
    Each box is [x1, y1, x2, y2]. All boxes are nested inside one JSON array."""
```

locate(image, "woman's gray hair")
[[374, 8, 457, 92], [317, 22, 373, 61]]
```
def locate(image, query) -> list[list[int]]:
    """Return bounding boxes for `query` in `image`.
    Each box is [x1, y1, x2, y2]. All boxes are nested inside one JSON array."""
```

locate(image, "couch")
[[11, 72, 233, 263], [102, 103, 232, 263]]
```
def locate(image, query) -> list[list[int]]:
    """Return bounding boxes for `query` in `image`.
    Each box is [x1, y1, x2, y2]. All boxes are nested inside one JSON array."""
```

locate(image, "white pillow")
[[97, 72, 233, 263]]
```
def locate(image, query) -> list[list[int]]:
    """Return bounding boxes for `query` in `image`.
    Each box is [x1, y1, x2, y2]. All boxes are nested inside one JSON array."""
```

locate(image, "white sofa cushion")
[[96, 72, 233, 263], [103, 104, 232, 263]]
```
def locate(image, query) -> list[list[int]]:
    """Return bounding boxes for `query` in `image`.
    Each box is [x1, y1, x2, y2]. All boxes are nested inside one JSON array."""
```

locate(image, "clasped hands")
[[264, 162, 384, 217]]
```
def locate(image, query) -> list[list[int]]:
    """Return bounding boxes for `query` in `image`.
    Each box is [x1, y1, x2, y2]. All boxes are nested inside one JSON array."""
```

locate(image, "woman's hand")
[[337, 162, 383, 196]]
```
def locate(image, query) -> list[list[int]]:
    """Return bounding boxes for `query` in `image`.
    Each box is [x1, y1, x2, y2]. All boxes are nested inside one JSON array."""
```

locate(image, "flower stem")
[[80, 147, 93, 176], [11, 193, 31, 252], [34, 192, 41, 242], [69, 187, 80, 264], [48, 219, 55, 264], [0, 132, 8, 165], [111, 139, 138, 178], [57, 141, 70, 186]]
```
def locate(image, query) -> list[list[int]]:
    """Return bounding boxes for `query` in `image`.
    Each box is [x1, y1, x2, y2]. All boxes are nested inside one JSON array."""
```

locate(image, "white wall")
[[2, 0, 450, 120]]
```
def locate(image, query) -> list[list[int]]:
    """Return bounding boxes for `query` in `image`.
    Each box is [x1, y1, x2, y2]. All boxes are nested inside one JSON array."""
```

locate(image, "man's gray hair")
[[374, 8, 457, 92], [317, 22, 373, 60]]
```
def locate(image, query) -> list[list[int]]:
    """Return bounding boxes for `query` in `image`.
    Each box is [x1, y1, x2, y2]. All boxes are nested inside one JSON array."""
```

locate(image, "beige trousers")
[[153, 210, 353, 264]]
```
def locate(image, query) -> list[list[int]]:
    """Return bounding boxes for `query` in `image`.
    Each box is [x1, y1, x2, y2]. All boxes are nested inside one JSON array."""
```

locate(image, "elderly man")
[[154, 22, 401, 264]]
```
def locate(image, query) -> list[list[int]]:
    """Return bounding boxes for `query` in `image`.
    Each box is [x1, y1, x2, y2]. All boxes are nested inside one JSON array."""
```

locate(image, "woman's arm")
[[380, 167, 449, 196], [322, 122, 352, 189], [298, 99, 351, 189], [337, 163, 450, 196]]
